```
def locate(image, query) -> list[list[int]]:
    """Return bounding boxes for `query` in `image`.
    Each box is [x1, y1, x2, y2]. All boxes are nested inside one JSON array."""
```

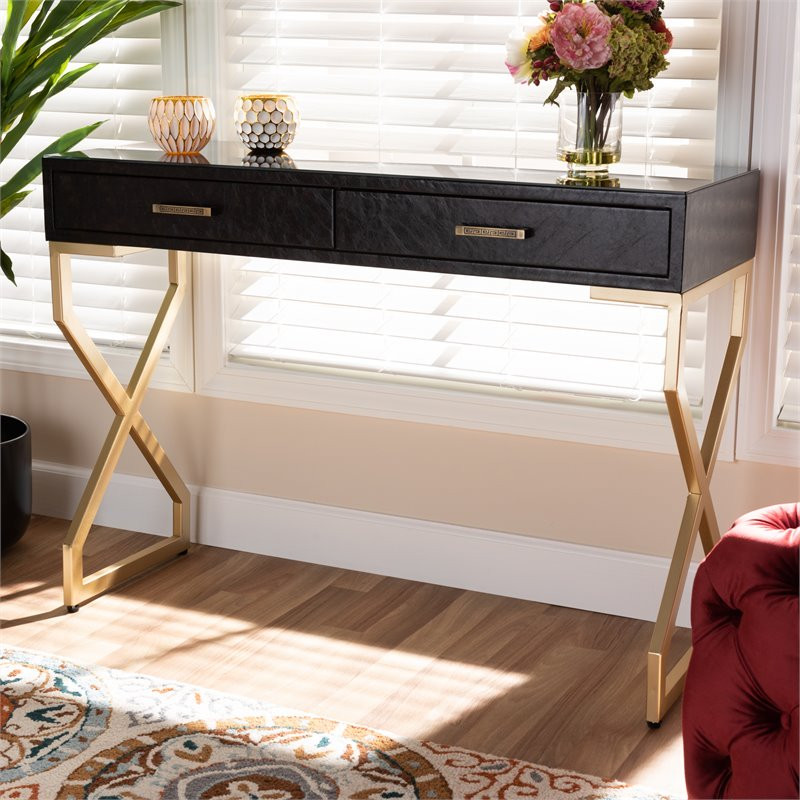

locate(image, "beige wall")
[[2, 367, 797, 558]]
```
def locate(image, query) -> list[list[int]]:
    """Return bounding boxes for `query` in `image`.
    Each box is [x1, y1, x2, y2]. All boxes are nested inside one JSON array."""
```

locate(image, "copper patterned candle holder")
[[234, 94, 299, 151], [148, 96, 216, 156], [160, 153, 210, 165]]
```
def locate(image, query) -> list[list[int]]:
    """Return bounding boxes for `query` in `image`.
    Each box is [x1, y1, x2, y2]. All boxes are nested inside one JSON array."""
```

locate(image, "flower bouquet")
[[505, 0, 672, 176]]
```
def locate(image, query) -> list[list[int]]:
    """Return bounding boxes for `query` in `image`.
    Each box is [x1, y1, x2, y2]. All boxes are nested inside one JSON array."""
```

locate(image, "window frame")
[[735, 0, 800, 466], [0, 315, 194, 392], [5, 0, 794, 464], [191, 0, 745, 456], [0, 4, 195, 394]]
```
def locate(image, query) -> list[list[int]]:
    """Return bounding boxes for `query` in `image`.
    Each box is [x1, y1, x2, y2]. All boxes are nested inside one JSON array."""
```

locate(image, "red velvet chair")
[[683, 503, 799, 799]]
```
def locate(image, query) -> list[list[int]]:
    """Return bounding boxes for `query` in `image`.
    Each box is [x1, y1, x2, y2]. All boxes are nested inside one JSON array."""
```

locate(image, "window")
[[777, 81, 799, 426], [6, 0, 789, 457], [222, 0, 721, 177], [0, 10, 191, 389], [200, 0, 720, 419], [735, 0, 799, 464]]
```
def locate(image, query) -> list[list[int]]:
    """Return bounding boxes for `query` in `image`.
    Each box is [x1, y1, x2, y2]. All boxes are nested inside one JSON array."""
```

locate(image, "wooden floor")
[[1, 516, 689, 796]]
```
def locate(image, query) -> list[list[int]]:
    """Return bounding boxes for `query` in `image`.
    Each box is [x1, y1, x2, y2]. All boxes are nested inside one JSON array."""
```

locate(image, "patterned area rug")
[[0, 647, 675, 799]]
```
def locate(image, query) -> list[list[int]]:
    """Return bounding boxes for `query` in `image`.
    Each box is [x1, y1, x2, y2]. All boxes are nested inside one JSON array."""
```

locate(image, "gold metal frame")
[[49, 242, 191, 611], [591, 259, 752, 725], [50, 239, 750, 723]]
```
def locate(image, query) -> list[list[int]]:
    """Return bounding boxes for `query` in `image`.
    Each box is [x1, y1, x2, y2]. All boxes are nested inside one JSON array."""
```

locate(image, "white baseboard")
[[33, 459, 696, 626]]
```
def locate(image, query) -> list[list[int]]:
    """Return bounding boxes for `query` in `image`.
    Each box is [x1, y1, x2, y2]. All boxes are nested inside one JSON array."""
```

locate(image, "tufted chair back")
[[683, 503, 799, 799]]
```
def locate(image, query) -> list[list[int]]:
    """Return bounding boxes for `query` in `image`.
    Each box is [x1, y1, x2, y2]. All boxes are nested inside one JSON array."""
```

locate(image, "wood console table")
[[43, 147, 759, 725]]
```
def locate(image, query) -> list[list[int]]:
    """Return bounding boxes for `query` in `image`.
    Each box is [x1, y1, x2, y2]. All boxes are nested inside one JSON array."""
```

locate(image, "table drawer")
[[52, 171, 334, 250], [337, 191, 670, 277]]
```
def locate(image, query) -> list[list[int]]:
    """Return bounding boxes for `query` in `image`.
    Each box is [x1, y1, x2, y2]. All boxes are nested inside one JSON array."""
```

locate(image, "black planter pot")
[[1, 414, 32, 551]]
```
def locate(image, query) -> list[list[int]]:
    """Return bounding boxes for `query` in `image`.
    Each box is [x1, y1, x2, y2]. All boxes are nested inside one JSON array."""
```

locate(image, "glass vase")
[[557, 88, 622, 178]]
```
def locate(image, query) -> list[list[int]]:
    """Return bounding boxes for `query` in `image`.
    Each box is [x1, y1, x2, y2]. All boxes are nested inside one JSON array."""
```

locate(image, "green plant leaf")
[[544, 79, 571, 107], [26, 0, 55, 41], [2, 0, 99, 124], [1, 188, 32, 217], [21, 0, 45, 26], [1, 62, 96, 161], [9, 6, 128, 105], [4, 0, 177, 133], [1, 0, 182, 282], [2, 119, 105, 199], [25, 1, 112, 50], [0, 0, 43, 102], [1, 0, 28, 92], [9, 1, 178, 107], [1, 248, 16, 285], [95, 1, 180, 40], [49, 60, 97, 97], [2, 59, 68, 155]]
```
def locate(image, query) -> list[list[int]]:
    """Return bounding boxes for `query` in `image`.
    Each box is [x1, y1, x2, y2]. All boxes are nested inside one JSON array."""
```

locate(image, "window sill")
[[0, 337, 192, 393], [198, 357, 720, 457]]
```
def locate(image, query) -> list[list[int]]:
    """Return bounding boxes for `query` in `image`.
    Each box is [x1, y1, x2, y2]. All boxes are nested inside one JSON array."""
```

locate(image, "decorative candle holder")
[[234, 94, 299, 151], [148, 96, 216, 156], [242, 152, 296, 169], [160, 153, 210, 165]]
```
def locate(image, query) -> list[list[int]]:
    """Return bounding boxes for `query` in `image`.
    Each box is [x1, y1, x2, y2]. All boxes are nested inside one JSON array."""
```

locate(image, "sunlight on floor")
[[2, 522, 692, 791], [0, 579, 46, 600], [620, 724, 687, 798], [34, 597, 532, 741]]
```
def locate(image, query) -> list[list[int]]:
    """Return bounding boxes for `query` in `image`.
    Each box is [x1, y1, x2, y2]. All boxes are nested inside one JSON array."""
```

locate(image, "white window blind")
[[777, 72, 800, 425], [221, 0, 718, 406], [0, 13, 169, 354], [224, 0, 720, 176], [228, 260, 709, 404]]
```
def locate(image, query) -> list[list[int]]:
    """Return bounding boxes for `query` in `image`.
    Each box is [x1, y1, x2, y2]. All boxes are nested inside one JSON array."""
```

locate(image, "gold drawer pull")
[[455, 225, 526, 240], [152, 203, 212, 217]]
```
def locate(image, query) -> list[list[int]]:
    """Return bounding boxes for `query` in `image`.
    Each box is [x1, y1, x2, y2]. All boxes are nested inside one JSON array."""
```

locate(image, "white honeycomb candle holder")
[[242, 152, 296, 169], [234, 94, 299, 151], [148, 96, 215, 155]]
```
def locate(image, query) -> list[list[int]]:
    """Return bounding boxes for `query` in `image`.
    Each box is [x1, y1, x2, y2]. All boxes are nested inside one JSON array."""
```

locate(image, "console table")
[[42, 147, 759, 726]]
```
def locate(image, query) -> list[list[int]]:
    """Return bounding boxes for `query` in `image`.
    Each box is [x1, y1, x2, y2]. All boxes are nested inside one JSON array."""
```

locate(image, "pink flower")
[[550, 3, 612, 71], [618, 0, 659, 12]]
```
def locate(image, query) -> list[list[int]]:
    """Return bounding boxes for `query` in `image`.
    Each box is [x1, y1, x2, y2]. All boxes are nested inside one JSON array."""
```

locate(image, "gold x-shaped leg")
[[50, 242, 191, 611], [591, 259, 752, 725]]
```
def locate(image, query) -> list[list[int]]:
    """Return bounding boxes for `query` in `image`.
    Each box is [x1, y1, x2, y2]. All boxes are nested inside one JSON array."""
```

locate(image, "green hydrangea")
[[607, 23, 669, 96]]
